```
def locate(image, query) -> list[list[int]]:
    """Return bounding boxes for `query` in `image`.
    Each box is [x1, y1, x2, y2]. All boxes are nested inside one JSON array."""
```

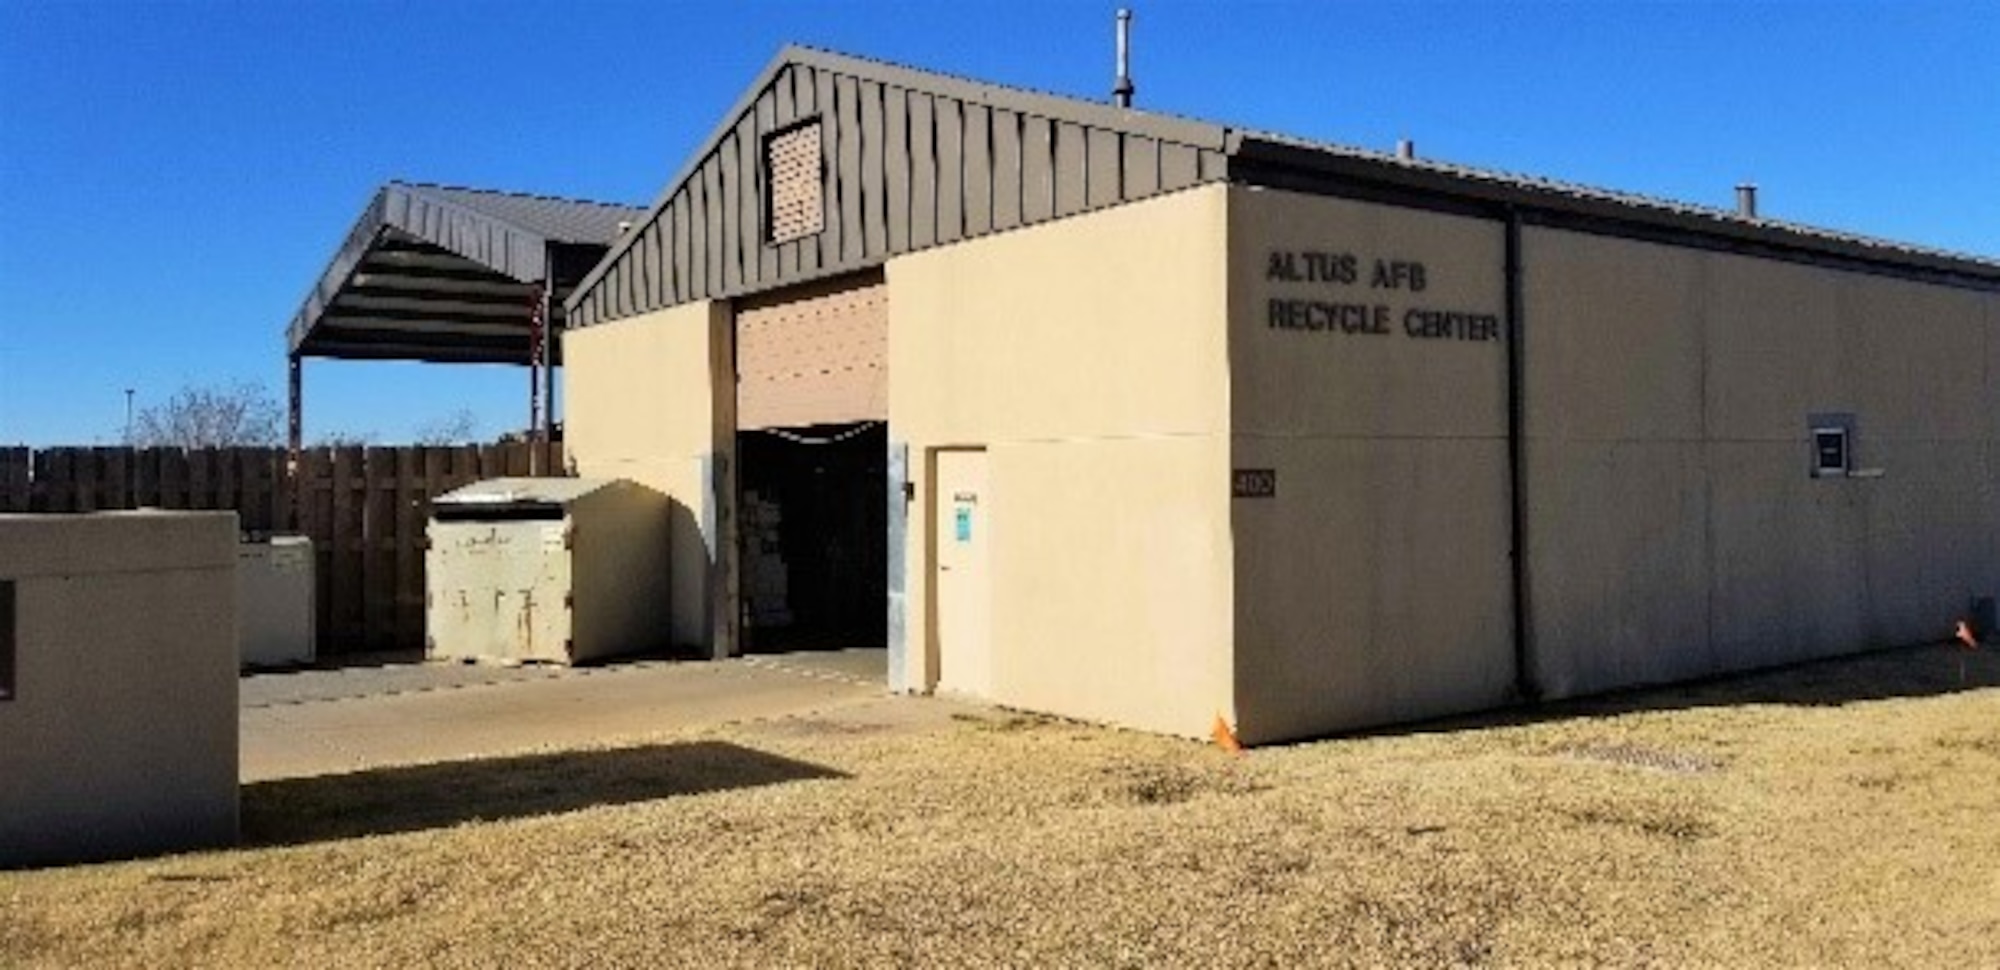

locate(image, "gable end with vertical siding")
[[563, 46, 1232, 328]]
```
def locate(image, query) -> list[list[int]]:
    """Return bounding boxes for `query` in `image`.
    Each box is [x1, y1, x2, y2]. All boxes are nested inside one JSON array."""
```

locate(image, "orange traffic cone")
[[1956, 620, 1980, 649], [1211, 713, 1243, 754]]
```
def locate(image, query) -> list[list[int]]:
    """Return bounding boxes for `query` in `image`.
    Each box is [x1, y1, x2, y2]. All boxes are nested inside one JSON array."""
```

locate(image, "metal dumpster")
[[426, 478, 671, 664]]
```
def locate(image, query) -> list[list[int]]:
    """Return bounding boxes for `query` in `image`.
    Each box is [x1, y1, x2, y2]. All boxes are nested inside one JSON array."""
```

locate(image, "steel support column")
[[528, 280, 550, 475], [543, 313, 558, 457], [286, 354, 303, 532]]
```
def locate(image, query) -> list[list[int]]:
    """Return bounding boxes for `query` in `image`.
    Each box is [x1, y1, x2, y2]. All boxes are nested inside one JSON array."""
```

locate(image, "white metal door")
[[933, 450, 992, 697]]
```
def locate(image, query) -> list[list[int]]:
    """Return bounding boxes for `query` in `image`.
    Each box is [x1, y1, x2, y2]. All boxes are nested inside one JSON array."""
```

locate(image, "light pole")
[[123, 389, 136, 507]]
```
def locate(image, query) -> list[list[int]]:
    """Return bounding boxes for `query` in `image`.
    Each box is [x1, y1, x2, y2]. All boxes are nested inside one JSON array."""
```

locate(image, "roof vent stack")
[[1397, 139, 1416, 161], [1735, 183, 1758, 219], [1113, 9, 1136, 109]]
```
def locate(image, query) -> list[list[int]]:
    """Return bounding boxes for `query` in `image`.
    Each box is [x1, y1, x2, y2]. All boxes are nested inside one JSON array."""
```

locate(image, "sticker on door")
[[954, 506, 973, 543]]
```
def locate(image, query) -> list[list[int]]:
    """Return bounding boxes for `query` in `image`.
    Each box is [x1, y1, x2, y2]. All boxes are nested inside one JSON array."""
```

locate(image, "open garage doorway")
[[737, 422, 887, 653], [732, 272, 888, 664]]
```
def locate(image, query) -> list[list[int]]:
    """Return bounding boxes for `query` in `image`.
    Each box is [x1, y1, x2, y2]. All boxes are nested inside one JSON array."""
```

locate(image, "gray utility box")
[[426, 478, 671, 665], [238, 535, 315, 668]]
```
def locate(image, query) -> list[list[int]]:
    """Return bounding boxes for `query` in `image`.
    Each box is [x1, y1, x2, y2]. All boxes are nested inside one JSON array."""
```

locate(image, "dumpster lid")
[[433, 477, 619, 509]]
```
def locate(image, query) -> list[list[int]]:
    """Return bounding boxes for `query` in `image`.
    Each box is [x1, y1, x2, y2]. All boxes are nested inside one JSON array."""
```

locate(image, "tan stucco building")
[[562, 47, 1999, 743]]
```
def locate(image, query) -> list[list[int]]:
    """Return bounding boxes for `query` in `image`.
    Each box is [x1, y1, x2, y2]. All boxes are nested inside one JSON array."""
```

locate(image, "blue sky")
[[2, 0, 1994, 447]]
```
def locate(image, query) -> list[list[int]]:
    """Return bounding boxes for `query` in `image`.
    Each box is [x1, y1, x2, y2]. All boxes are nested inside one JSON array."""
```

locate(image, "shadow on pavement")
[[241, 649, 425, 675], [244, 646, 710, 676], [242, 741, 846, 847]]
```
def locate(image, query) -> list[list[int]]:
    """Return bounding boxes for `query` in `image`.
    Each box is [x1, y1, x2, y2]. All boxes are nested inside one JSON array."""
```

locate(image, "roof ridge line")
[[782, 44, 1227, 148], [390, 180, 643, 213], [781, 44, 1201, 128]]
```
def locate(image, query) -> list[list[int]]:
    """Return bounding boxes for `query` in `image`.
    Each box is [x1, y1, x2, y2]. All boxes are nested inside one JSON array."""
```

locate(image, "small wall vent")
[[766, 121, 826, 245]]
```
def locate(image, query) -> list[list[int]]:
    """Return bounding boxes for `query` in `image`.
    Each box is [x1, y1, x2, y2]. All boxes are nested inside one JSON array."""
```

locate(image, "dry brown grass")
[[6, 644, 2000, 968]]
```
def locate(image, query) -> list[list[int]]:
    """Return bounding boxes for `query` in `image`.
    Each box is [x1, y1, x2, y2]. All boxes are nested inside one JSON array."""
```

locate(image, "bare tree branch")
[[413, 408, 480, 446], [129, 381, 284, 449], [314, 430, 378, 448]]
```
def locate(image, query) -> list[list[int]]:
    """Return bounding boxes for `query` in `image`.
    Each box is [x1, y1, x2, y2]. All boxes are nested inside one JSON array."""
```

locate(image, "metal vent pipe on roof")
[[1397, 139, 1416, 160], [1113, 9, 1135, 108], [1736, 183, 1758, 218]]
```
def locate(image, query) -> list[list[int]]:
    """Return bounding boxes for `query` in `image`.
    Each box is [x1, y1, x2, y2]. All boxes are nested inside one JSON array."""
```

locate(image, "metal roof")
[[434, 476, 622, 507], [567, 46, 1998, 326], [287, 182, 643, 364], [405, 184, 645, 254], [1226, 131, 2000, 288]]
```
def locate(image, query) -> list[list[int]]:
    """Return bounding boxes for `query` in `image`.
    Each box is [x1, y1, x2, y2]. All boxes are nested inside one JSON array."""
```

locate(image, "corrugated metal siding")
[[567, 57, 1228, 328], [736, 276, 888, 430]]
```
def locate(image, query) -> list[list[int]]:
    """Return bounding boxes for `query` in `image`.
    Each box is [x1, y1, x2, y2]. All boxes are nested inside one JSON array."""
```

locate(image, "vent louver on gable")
[[767, 121, 825, 245]]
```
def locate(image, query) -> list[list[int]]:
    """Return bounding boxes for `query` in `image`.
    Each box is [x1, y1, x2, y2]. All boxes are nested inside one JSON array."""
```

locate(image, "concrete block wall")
[[565, 301, 737, 656], [1227, 186, 1996, 739], [1226, 187, 1517, 742], [0, 512, 239, 868], [1523, 228, 2000, 697], [889, 185, 1237, 738]]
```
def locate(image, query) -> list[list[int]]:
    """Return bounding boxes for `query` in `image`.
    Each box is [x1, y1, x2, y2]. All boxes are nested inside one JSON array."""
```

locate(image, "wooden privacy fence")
[[0, 442, 567, 655], [0, 446, 288, 527]]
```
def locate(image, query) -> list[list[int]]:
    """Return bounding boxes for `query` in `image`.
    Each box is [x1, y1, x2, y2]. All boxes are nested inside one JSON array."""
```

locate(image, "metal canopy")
[[287, 182, 644, 365]]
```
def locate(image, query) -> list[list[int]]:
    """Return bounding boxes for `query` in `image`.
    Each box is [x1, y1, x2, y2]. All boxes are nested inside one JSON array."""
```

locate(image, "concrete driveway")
[[241, 649, 887, 782]]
